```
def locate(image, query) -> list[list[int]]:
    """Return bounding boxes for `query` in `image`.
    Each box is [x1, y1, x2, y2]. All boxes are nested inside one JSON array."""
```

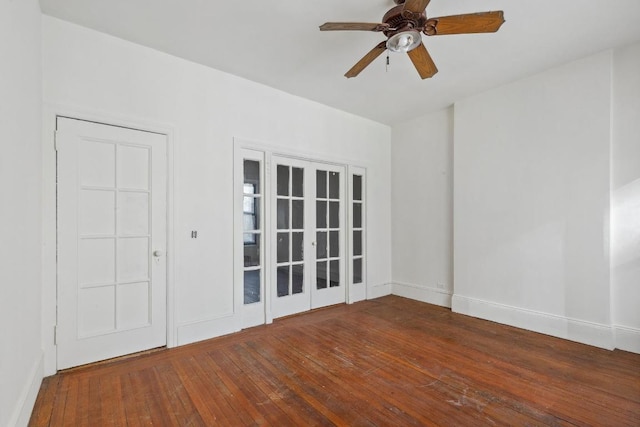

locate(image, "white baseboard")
[[10, 352, 43, 427], [452, 294, 615, 350], [392, 282, 452, 308], [368, 282, 392, 299], [177, 314, 239, 346], [614, 325, 640, 354]]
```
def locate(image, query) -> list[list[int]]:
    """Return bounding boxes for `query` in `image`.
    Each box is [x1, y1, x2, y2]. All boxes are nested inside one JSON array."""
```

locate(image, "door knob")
[[153, 250, 164, 257]]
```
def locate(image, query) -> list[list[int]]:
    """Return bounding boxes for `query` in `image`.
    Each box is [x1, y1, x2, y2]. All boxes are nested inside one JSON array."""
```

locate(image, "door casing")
[[41, 106, 176, 375]]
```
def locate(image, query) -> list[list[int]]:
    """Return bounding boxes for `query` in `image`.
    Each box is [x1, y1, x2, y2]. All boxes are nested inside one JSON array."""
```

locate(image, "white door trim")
[[42, 103, 177, 376]]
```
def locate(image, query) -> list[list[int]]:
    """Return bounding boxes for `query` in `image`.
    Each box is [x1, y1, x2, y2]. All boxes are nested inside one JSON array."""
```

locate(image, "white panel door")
[[56, 118, 167, 370]]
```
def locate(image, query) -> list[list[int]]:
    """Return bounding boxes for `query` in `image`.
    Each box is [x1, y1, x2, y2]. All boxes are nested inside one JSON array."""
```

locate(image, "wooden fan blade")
[[320, 22, 388, 32], [345, 41, 387, 78], [403, 0, 431, 14], [407, 43, 438, 79], [429, 11, 505, 35]]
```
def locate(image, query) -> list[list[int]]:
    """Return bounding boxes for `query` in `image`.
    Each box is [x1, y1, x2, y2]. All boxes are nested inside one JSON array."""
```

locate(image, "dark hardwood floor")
[[30, 296, 640, 426]]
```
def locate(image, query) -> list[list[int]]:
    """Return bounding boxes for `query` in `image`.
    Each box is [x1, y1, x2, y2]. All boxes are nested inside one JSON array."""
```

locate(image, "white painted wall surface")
[[42, 16, 391, 366], [0, 1, 44, 425], [611, 41, 640, 352], [453, 52, 614, 349], [391, 108, 454, 307]]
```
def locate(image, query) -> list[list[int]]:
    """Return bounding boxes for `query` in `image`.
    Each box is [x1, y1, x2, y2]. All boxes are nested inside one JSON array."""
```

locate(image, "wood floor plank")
[[238, 341, 350, 425], [293, 317, 545, 426], [222, 344, 327, 425], [73, 376, 90, 426], [199, 352, 257, 426], [119, 373, 147, 427], [300, 322, 545, 425], [212, 348, 286, 425], [171, 356, 229, 425], [101, 375, 126, 427], [28, 375, 60, 427], [334, 307, 615, 425], [29, 296, 640, 426], [152, 362, 205, 426], [60, 376, 79, 426], [274, 325, 440, 424], [265, 331, 438, 426]]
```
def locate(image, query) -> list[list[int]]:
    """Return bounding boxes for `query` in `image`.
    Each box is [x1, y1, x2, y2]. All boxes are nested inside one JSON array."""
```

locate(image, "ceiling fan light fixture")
[[386, 30, 422, 53]]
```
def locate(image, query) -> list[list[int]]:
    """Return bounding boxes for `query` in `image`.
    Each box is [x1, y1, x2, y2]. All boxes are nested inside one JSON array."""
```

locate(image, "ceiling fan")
[[319, 0, 505, 79]]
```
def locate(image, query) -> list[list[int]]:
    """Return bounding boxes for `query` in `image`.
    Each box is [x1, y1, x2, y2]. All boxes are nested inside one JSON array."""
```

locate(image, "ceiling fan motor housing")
[[382, 5, 427, 37]]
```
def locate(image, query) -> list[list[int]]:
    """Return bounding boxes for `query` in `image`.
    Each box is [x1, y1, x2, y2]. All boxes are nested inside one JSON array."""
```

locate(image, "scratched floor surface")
[[30, 296, 640, 426]]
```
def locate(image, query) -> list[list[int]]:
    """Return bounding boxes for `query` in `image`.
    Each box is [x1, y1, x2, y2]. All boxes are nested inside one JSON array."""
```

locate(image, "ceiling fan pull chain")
[[386, 53, 390, 72]]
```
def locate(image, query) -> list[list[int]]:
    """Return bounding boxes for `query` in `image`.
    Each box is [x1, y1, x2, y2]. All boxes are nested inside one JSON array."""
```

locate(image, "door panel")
[[271, 157, 345, 319], [271, 157, 311, 318], [311, 165, 345, 309], [239, 151, 267, 329], [57, 118, 167, 370]]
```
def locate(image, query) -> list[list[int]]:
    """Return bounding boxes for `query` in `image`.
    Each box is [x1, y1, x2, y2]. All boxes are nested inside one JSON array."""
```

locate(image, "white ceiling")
[[40, 0, 640, 125]]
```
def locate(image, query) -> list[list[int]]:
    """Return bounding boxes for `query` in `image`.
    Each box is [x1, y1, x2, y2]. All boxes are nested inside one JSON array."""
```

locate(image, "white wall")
[[391, 108, 454, 307], [612, 42, 640, 352], [453, 51, 614, 349], [0, 1, 44, 425], [390, 45, 640, 353], [42, 16, 392, 370]]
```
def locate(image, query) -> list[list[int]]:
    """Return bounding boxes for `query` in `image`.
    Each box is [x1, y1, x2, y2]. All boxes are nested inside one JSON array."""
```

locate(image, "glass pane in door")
[[243, 234, 260, 267], [353, 175, 362, 201], [277, 233, 289, 263], [292, 168, 304, 197], [330, 260, 340, 287], [292, 233, 304, 262], [329, 202, 339, 228], [244, 270, 260, 304], [277, 165, 289, 196], [316, 261, 327, 289], [292, 200, 304, 229], [353, 258, 362, 284], [277, 266, 289, 297], [316, 170, 327, 198], [292, 265, 304, 294], [329, 172, 339, 199], [277, 199, 289, 229], [353, 231, 362, 256], [329, 231, 339, 258], [316, 231, 327, 259], [316, 201, 327, 228]]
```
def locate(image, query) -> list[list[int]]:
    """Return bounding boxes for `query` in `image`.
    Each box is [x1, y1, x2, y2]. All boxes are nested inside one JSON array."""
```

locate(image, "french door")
[[271, 156, 346, 319]]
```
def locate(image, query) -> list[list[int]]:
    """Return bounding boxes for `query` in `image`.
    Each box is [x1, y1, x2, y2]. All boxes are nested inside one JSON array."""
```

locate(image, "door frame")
[[233, 137, 367, 327], [42, 104, 177, 376]]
